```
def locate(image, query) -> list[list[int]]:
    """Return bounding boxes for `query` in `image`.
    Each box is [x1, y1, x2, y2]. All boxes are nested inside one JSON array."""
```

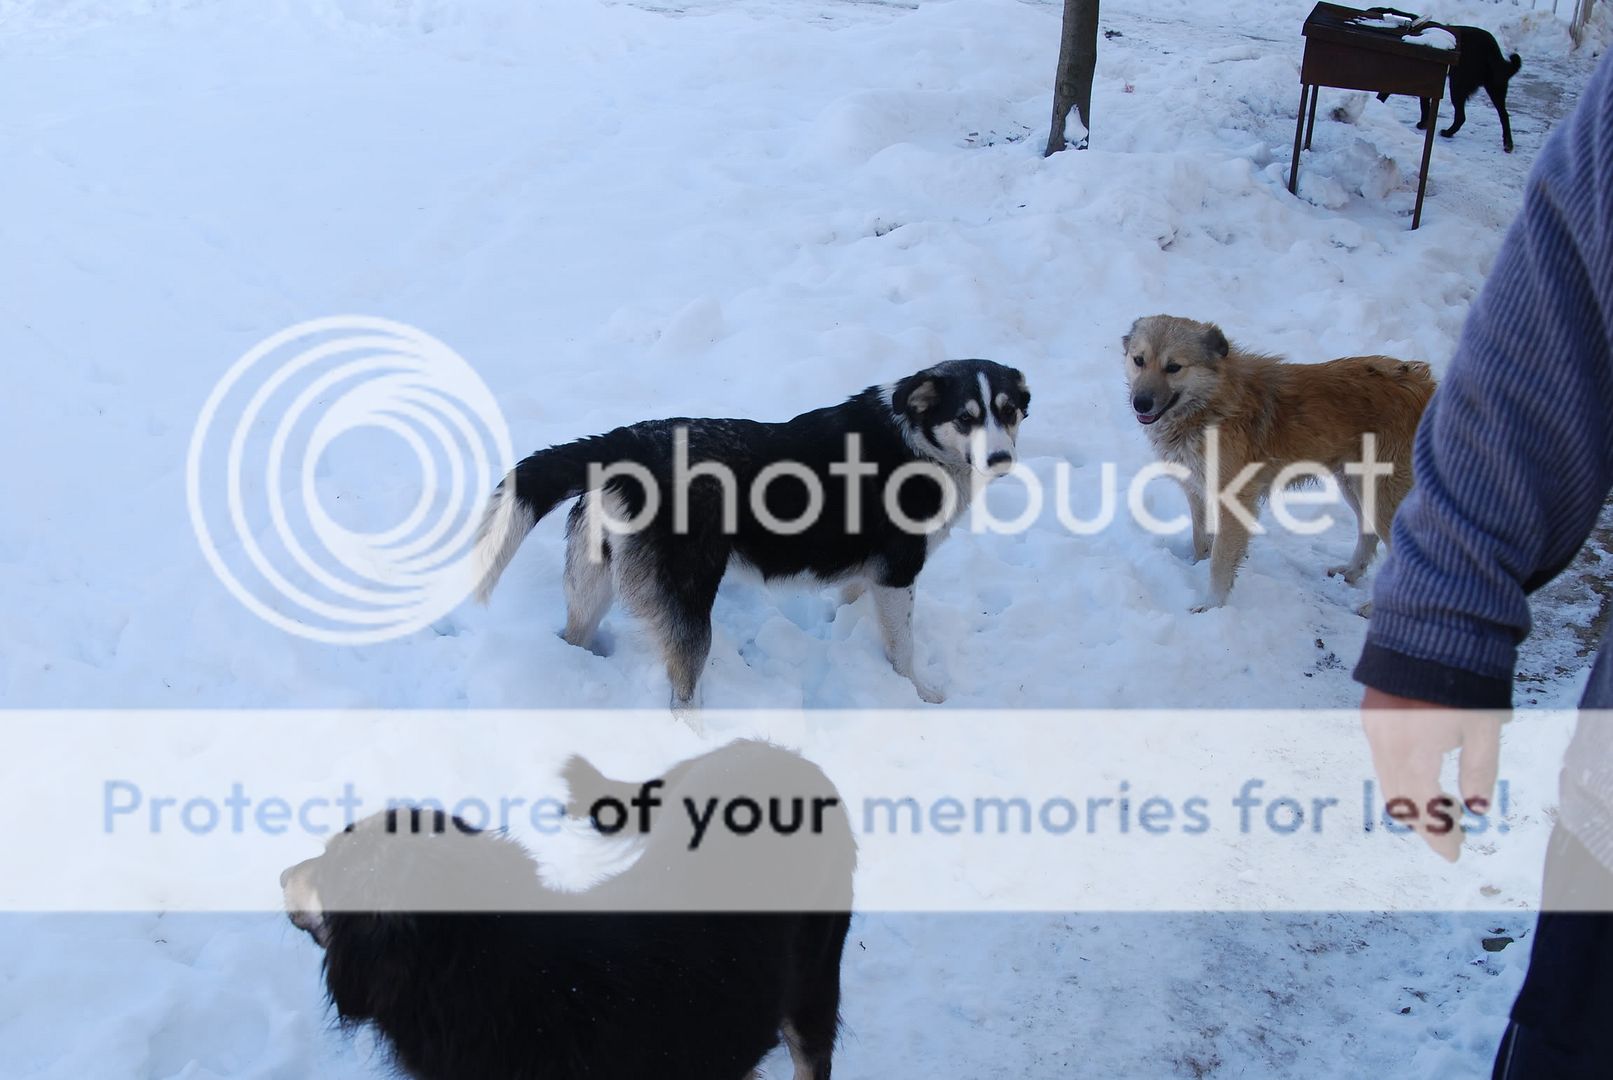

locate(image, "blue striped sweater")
[[1354, 51, 1613, 869]]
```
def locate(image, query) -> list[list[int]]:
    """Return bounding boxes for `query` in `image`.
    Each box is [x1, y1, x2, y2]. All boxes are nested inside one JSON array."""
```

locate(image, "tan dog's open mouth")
[[1136, 392, 1180, 425]]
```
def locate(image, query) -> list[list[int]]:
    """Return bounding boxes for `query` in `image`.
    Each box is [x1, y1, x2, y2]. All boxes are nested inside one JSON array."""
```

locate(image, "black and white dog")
[[472, 359, 1031, 710], [282, 740, 856, 1080]]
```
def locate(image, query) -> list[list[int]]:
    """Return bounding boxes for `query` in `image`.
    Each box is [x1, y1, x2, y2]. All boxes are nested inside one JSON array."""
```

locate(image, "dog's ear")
[[1122, 319, 1140, 355], [894, 373, 940, 418], [1011, 373, 1032, 417], [1201, 324, 1230, 360]]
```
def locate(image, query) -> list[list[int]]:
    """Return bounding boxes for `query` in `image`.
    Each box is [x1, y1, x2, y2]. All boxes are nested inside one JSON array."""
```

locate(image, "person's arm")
[[1355, 54, 1613, 707], [1356, 56, 1613, 861]]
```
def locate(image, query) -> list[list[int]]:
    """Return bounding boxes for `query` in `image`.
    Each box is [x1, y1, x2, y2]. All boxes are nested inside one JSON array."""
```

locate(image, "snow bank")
[[0, 0, 1604, 1076]]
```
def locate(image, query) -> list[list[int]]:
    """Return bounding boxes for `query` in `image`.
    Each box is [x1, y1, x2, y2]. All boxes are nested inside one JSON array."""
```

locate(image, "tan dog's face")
[[1121, 315, 1229, 426]]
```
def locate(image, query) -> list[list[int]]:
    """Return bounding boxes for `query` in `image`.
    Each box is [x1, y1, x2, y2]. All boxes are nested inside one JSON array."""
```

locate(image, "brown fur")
[[1123, 315, 1434, 610]]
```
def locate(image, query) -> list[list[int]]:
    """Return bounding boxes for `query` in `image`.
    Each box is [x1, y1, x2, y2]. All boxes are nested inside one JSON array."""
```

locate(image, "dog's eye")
[[1164, 363, 1182, 374], [1132, 355, 1145, 367]]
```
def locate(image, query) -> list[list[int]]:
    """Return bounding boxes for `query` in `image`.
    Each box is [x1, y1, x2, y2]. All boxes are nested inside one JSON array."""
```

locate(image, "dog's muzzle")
[[282, 860, 329, 945], [981, 450, 1014, 476], [1134, 392, 1180, 426]]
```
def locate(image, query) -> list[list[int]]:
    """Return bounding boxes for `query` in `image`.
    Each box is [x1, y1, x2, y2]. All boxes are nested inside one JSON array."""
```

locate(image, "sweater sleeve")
[[1354, 53, 1613, 708]]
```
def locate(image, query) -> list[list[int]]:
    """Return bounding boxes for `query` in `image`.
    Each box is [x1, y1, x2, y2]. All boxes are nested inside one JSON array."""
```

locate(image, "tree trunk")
[[1044, 0, 1101, 156]]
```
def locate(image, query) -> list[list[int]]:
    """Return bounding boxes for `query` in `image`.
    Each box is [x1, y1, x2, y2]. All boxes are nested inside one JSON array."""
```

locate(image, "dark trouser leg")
[[1491, 827, 1613, 1078]]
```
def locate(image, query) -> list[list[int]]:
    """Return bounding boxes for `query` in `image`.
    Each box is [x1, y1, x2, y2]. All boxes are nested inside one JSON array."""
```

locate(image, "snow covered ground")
[[2, 0, 1610, 1076]]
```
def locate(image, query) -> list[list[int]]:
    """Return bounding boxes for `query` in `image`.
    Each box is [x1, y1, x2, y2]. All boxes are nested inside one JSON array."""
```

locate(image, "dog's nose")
[[1132, 394, 1154, 414], [986, 451, 1013, 470]]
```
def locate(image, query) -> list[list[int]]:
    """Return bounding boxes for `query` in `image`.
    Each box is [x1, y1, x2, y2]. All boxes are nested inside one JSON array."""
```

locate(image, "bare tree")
[[1044, 0, 1101, 155]]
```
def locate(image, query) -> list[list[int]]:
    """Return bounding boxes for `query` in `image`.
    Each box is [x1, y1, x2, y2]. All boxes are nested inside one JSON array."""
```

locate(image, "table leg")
[[1289, 83, 1310, 195], [1303, 84, 1320, 150], [1412, 96, 1437, 229]]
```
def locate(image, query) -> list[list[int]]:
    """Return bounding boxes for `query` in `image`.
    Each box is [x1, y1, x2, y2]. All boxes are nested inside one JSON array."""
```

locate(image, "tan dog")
[[1123, 315, 1434, 611]]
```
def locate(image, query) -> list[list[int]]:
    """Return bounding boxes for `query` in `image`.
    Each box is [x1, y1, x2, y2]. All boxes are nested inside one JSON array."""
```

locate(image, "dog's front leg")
[[1186, 481, 1211, 563], [871, 584, 944, 704], [1194, 506, 1254, 613], [1442, 95, 1466, 137]]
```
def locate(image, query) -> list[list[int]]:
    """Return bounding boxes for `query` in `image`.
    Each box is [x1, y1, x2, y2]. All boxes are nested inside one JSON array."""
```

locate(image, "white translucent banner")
[[0, 709, 1588, 912]]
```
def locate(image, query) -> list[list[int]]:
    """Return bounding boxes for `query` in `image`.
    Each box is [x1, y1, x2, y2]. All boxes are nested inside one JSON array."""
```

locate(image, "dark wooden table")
[[1289, 3, 1459, 229]]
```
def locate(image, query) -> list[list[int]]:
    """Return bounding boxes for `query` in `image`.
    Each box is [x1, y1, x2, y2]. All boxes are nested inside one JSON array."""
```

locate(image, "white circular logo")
[[187, 316, 514, 644]]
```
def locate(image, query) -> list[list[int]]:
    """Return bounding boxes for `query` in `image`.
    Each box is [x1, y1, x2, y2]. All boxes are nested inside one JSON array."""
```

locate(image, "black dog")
[[1378, 23, 1522, 152], [282, 740, 856, 1080], [1431, 25, 1522, 152]]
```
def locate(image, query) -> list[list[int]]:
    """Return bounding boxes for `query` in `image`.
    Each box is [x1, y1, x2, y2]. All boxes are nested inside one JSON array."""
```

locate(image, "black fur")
[[1377, 23, 1521, 152], [505, 359, 1028, 586], [285, 741, 856, 1080], [476, 358, 1030, 703], [1435, 26, 1522, 152]]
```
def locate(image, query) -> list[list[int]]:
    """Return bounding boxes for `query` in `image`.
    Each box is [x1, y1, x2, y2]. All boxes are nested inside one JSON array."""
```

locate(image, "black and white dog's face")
[[893, 359, 1031, 477]]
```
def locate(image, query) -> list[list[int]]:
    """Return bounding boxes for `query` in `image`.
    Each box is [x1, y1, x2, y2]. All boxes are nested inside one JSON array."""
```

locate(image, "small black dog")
[[1378, 23, 1522, 152], [282, 740, 856, 1080]]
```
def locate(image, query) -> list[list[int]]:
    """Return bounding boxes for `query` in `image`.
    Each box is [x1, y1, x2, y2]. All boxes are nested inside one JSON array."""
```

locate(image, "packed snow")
[[2, 0, 1609, 1076]]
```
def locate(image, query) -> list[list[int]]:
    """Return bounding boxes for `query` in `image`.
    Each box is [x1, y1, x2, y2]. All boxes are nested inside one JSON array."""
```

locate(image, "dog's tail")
[[1381, 359, 1437, 413], [1398, 359, 1435, 387], [472, 429, 647, 603], [1508, 53, 1522, 78]]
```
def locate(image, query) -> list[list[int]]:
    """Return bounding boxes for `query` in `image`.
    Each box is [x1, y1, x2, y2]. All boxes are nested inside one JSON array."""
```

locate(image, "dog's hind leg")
[[1488, 82, 1515, 152], [1342, 459, 1415, 618], [661, 607, 713, 720], [783, 912, 850, 1080], [664, 567, 724, 713], [1326, 475, 1379, 585], [617, 540, 725, 719], [871, 584, 943, 704], [561, 497, 616, 652], [1370, 463, 1415, 559]]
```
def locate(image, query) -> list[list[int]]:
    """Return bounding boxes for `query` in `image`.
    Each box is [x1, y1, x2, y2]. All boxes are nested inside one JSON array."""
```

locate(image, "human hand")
[[1360, 688, 1502, 861]]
